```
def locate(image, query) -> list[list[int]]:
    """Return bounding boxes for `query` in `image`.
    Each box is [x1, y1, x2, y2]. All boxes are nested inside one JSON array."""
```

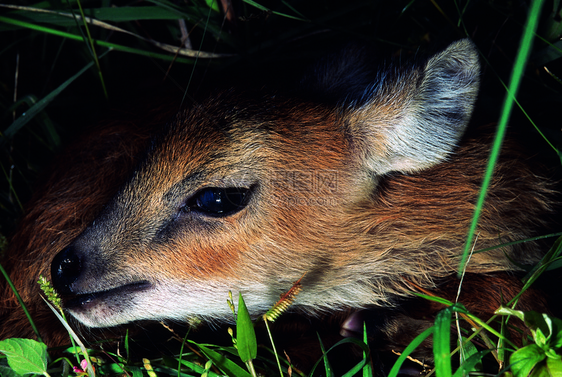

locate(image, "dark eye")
[[187, 187, 250, 217]]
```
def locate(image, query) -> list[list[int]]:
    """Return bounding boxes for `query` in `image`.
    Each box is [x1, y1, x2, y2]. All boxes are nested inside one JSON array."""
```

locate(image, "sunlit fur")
[[1, 40, 559, 361]]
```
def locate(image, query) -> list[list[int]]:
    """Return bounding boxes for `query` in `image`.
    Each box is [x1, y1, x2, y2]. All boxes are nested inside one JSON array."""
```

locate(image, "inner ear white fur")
[[347, 39, 480, 175]]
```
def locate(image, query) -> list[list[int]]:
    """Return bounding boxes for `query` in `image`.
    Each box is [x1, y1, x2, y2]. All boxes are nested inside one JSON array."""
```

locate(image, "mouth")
[[64, 281, 152, 310]]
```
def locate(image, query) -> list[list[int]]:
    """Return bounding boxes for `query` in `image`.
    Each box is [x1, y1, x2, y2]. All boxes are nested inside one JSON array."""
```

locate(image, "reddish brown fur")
[[1, 102, 558, 355], [0, 41, 560, 373], [0, 102, 171, 345]]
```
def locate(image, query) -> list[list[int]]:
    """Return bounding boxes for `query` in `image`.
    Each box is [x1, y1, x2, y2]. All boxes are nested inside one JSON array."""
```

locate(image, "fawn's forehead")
[[136, 94, 346, 194], [155, 95, 341, 162]]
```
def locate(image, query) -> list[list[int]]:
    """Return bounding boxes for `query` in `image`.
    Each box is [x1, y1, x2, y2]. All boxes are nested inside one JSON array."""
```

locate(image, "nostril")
[[51, 246, 82, 295]]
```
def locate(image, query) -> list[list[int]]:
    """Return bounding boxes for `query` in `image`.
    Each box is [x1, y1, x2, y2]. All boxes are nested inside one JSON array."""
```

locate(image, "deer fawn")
[[1, 39, 559, 373]]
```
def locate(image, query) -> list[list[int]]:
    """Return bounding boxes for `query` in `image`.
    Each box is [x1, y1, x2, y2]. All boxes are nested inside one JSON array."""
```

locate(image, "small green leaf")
[[99, 363, 126, 374], [0, 339, 48, 376], [453, 349, 490, 377], [545, 349, 559, 359], [525, 312, 552, 337], [510, 344, 545, 377], [546, 355, 562, 376], [548, 317, 562, 350], [497, 309, 562, 351], [496, 306, 526, 321], [127, 366, 144, 377], [536, 327, 549, 349], [236, 293, 257, 363], [456, 337, 484, 374], [459, 336, 478, 360]]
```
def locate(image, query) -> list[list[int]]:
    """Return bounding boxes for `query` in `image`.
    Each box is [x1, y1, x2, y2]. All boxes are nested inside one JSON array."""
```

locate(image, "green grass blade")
[[459, 0, 546, 275], [261, 319, 284, 377], [1, 52, 104, 143], [434, 308, 452, 377], [42, 298, 94, 377], [0, 163, 23, 211], [241, 0, 308, 21], [145, 0, 232, 42], [192, 343, 252, 377], [471, 232, 562, 256], [410, 292, 455, 307], [0, 4, 192, 25], [523, 235, 562, 281], [73, 0, 108, 98], [316, 334, 334, 377], [308, 337, 369, 376], [387, 327, 434, 377], [475, 50, 560, 156], [0, 263, 42, 342], [0, 15, 228, 60], [362, 322, 372, 377]]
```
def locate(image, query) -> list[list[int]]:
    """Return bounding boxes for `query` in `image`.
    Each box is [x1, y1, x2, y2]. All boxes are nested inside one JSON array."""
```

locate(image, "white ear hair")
[[346, 39, 480, 175]]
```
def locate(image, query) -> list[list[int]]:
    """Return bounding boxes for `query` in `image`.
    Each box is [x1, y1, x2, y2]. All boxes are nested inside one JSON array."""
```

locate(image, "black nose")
[[51, 246, 82, 295]]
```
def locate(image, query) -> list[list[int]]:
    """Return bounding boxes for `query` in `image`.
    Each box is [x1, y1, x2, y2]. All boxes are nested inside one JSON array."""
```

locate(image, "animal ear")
[[345, 39, 480, 175]]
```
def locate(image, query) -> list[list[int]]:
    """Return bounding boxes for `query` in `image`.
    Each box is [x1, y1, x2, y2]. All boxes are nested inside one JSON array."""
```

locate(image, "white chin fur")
[[68, 280, 273, 328]]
